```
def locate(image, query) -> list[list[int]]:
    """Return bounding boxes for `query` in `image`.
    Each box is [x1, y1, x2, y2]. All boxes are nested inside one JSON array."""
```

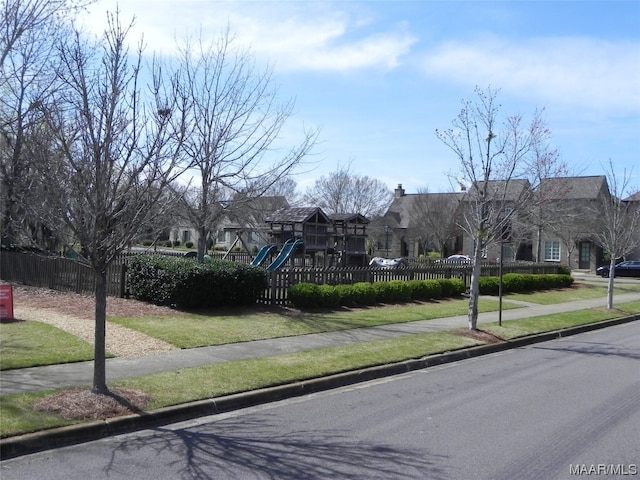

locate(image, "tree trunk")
[[197, 225, 207, 261], [467, 237, 484, 330], [606, 257, 616, 310], [92, 268, 109, 394]]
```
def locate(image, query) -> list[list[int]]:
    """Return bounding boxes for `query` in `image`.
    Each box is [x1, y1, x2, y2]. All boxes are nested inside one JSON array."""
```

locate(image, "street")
[[2, 322, 639, 480]]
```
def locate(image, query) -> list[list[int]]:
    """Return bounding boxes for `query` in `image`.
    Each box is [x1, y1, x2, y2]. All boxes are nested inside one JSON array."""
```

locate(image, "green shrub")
[[478, 276, 500, 295], [141, 239, 153, 247], [479, 273, 573, 295], [438, 278, 465, 297], [407, 280, 443, 301], [351, 282, 377, 305], [557, 264, 571, 275], [288, 283, 320, 309], [127, 255, 267, 309], [318, 284, 341, 308], [185, 241, 194, 249], [334, 284, 357, 306], [172, 240, 181, 247]]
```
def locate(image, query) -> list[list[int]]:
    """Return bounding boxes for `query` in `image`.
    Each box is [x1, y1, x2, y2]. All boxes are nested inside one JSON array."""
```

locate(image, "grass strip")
[[108, 298, 518, 348], [504, 282, 640, 304], [3, 300, 639, 439], [0, 321, 95, 370], [482, 300, 640, 340], [0, 332, 479, 437]]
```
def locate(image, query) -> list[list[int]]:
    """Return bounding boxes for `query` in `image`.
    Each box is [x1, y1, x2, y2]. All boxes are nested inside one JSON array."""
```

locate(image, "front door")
[[578, 242, 591, 270]]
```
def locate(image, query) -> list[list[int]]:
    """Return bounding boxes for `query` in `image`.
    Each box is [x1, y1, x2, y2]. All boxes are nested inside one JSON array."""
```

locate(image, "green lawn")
[[504, 281, 640, 304], [0, 321, 95, 370], [483, 300, 640, 340], [1, 295, 639, 438], [108, 297, 519, 348]]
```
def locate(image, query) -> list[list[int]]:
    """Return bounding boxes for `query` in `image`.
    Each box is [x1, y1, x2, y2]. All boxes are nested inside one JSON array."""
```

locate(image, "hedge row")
[[478, 273, 574, 295], [288, 278, 466, 310], [127, 255, 267, 309]]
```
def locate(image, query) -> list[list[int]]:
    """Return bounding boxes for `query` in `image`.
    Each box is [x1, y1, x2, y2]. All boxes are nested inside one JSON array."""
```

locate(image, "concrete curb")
[[2, 314, 638, 460]]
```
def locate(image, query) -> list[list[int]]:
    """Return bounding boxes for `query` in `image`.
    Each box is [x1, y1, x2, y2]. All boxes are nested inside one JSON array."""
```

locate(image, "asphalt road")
[[2, 322, 638, 480]]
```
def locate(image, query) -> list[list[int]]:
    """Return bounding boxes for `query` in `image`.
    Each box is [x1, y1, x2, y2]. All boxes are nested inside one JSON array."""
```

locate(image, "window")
[[544, 240, 560, 262], [182, 230, 191, 243]]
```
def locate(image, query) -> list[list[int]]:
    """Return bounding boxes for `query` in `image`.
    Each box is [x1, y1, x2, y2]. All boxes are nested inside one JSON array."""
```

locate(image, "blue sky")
[[80, 1, 640, 195]]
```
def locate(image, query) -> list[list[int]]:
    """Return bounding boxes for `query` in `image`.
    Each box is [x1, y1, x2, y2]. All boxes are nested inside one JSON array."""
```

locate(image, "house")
[[379, 184, 464, 258], [537, 176, 608, 269], [379, 176, 640, 272]]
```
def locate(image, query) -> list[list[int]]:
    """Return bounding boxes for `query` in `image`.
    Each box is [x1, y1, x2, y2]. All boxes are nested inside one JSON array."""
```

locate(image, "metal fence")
[[0, 250, 562, 306]]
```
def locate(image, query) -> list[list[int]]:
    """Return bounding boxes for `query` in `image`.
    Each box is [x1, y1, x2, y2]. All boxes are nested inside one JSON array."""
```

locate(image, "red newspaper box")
[[0, 285, 14, 320]]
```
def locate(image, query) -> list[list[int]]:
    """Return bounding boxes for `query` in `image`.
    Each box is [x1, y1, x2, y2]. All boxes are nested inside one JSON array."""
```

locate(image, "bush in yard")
[[185, 241, 194, 249], [318, 284, 341, 308], [478, 276, 500, 295], [351, 282, 377, 305], [334, 284, 357, 306], [437, 278, 465, 297], [288, 283, 321, 309], [127, 255, 267, 308], [480, 273, 573, 295], [407, 280, 442, 301]]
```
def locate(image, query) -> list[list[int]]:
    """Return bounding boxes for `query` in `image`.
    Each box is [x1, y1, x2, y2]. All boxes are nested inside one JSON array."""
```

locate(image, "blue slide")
[[266, 239, 304, 271], [251, 244, 276, 266]]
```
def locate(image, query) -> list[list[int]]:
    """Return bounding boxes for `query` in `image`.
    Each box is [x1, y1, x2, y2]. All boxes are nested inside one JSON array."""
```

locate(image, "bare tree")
[[303, 162, 393, 217], [437, 86, 558, 330], [594, 161, 640, 309], [0, 0, 87, 247], [410, 187, 462, 257], [36, 13, 186, 393], [173, 29, 319, 260]]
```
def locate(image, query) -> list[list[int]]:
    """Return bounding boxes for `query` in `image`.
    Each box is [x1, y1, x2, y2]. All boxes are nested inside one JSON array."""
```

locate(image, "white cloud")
[[421, 36, 640, 115], [78, 0, 417, 72]]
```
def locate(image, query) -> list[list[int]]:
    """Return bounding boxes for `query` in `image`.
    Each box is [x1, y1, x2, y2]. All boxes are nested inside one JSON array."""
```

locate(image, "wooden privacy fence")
[[0, 251, 127, 297], [0, 251, 562, 306]]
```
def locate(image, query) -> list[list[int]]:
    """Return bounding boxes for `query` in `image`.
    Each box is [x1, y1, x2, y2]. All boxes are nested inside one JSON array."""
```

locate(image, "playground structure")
[[217, 207, 370, 270], [263, 207, 369, 269]]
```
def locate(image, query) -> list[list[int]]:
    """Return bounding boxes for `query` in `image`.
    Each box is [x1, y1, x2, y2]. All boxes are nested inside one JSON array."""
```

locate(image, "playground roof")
[[328, 213, 369, 224], [265, 207, 331, 224]]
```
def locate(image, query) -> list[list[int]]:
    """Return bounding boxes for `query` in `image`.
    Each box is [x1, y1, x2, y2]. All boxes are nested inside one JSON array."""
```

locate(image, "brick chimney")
[[394, 184, 405, 198]]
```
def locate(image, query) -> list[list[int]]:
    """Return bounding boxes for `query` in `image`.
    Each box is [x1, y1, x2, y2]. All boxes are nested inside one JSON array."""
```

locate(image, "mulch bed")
[[452, 328, 504, 344], [34, 388, 152, 420]]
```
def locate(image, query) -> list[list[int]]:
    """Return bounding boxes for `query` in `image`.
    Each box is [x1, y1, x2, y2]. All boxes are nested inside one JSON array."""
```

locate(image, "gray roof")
[[539, 175, 608, 200], [265, 207, 330, 224], [466, 179, 531, 201], [328, 213, 369, 224], [624, 191, 640, 202], [384, 192, 464, 229]]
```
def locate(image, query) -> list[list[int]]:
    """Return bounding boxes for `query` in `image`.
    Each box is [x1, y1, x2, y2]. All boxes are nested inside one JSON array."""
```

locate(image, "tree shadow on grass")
[[109, 416, 450, 480]]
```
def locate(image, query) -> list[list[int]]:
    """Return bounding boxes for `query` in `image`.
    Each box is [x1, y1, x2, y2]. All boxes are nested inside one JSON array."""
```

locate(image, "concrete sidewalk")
[[3, 292, 640, 396]]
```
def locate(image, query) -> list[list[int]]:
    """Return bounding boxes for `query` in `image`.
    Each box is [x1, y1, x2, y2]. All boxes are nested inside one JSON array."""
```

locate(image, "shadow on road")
[[108, 416, 450, 479]]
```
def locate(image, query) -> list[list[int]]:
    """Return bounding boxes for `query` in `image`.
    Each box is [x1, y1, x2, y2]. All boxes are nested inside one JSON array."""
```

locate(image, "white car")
[[446, 254, 471, 263]]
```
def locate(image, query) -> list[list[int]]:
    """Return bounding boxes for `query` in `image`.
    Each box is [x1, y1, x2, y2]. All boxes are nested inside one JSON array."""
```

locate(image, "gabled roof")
[[466, 179, 531, 201], [539, 175, 609, 200], [265, 206, 331, 224], [384, 192, 464, 229], [624, 191, 640, 202], [328, 213, 369, 224]]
